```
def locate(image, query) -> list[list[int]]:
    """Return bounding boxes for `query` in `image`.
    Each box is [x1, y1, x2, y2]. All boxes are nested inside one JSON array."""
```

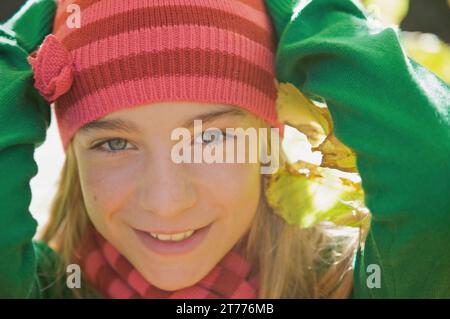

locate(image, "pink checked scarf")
[[76, 227, 259, 298]]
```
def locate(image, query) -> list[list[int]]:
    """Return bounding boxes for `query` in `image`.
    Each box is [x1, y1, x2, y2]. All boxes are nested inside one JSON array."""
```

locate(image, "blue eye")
[[194, 129, 230, 145], [93, 138, 134, 154]]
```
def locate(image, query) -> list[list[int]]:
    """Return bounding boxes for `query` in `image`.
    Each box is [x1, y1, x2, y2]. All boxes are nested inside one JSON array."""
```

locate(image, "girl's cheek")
[[192, 161, 261, 204], [78, 158, 142, 220]]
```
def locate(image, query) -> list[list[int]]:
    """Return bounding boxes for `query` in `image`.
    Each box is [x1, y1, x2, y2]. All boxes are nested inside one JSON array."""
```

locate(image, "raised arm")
[[0, 0, 56, 297], [265, 0, 450, 298]]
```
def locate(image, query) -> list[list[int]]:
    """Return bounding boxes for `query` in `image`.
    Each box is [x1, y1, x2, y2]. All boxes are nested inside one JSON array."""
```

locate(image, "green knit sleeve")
[[0, 0, 56, 298], [265, 0, 450, 298]]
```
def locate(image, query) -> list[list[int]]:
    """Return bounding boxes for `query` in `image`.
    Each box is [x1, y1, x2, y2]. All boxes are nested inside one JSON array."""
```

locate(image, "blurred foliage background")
[[361, 0, 450, 83]]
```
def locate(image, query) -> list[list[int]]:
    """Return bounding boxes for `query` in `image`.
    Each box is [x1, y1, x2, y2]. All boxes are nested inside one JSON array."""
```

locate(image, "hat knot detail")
[[28, 34, 74, 102]]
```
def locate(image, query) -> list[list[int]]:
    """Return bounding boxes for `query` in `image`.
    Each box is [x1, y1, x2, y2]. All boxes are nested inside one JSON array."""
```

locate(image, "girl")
[[0, 0, 448, 298]]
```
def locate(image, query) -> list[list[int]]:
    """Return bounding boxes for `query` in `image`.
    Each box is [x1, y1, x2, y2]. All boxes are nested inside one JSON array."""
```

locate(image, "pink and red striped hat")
[[28, 0, 281, 150]]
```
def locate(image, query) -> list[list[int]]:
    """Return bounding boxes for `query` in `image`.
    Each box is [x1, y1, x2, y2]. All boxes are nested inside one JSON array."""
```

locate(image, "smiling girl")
[[0, 0, 449, 299]]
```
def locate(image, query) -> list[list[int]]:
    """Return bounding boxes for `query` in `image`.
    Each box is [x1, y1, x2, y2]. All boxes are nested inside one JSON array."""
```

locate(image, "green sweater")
[[0, 0, 449, 298]]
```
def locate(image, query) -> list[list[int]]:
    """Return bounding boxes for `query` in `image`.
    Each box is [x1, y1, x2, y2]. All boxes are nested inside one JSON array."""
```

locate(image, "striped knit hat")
[[28, 0, 280, 150]]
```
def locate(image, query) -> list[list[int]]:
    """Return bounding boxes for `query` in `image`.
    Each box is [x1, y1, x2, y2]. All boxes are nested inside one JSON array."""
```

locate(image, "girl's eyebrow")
[[79, 118, 141, 134], [183, 108, 246, 128], [79, 108, 246, 134]]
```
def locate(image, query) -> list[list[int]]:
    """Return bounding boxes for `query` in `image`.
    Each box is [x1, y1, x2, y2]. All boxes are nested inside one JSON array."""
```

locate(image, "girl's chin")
[[138, 262, 213, 291]]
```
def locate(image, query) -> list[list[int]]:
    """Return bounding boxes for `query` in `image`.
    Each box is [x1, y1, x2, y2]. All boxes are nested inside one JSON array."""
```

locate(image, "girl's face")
[[73, 102, 262, 291]]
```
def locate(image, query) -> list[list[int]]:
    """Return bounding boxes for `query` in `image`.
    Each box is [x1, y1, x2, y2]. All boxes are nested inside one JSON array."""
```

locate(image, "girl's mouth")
[[133, 224, 212, 256], [149, 229, 195, 241]]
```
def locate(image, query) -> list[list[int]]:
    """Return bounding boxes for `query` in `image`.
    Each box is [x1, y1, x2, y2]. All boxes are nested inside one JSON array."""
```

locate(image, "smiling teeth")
[[149, 230, 195, 241]]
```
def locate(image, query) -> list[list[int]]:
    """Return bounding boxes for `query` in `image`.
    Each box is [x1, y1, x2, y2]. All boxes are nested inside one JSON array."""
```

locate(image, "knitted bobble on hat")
[[28, 34, 74, 102]]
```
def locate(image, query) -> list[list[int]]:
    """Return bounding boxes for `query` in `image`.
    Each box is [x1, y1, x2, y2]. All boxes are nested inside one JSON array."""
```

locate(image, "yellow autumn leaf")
[[272, 82, 368, 229], [276, 82, 331, 148], [265, 162, 368, 229], [276, 81, 357, 173], [313, 135, 357, 173]]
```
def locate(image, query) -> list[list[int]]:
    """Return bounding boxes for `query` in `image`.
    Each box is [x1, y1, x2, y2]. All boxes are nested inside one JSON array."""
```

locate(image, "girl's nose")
[[138, 153, 197, 218]]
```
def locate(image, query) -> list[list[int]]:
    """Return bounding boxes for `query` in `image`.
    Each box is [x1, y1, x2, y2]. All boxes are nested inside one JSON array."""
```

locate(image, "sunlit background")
[[1, 0, 449, 234]]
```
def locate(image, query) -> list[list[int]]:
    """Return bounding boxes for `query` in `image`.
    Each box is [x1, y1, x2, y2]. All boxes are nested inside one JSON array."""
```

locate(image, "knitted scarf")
[[76, 227, 259, 298]]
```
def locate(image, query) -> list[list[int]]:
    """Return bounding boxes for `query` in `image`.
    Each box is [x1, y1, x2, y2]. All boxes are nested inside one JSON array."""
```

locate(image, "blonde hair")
[[40, 127, 360, 299]]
